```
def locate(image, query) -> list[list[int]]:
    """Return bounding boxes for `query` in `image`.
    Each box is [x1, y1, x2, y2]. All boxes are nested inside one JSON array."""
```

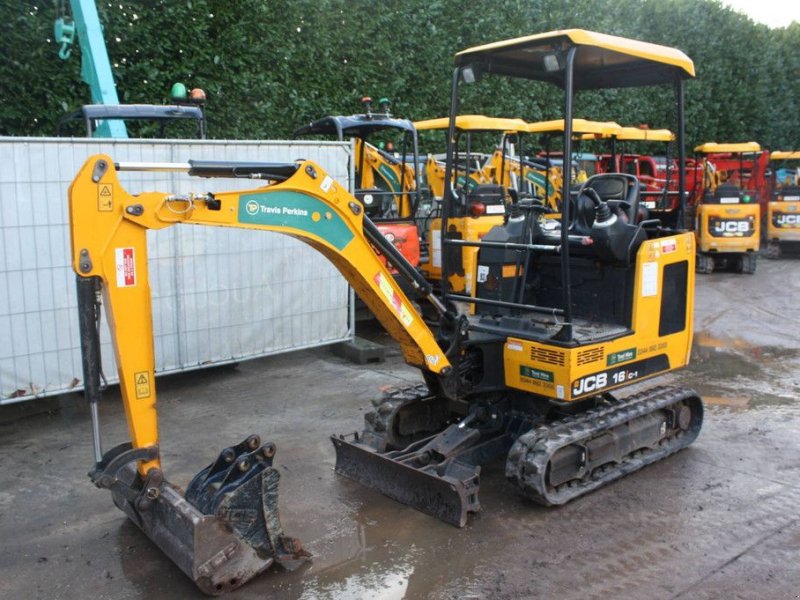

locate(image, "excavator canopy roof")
[[613, 127, 675, 142], [694, 142, 762, 154], [414, 115, 529, 132], [292, 114, 417, 140], [454, 29, 695, 89], [770, 151, 800, 161], [525, 119, 621, 136]]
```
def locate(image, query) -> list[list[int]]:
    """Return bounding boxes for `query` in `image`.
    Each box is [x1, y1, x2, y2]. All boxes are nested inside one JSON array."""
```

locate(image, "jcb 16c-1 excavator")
[[71, 30, 703, 596]]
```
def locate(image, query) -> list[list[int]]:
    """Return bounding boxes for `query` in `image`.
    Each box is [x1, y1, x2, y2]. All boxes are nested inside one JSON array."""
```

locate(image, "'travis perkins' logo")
[[245, 199, 260, 216], [238, 191, 354, 251]]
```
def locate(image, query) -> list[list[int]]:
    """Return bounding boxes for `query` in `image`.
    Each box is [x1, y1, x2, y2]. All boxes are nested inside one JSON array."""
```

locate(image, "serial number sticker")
[[115, 247, 136, 288], [477, 265, 489, 283], [134, 371, 151, 399], [485, 204, 505, 215], [641, 261, 658, 297]]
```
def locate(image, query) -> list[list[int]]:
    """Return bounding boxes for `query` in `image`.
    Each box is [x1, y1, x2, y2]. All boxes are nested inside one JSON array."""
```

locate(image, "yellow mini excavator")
[[70, 30, 703, 596], [414, 115, 530, 296], [764, 150, 800, 258], [692, 142, 764, 274]]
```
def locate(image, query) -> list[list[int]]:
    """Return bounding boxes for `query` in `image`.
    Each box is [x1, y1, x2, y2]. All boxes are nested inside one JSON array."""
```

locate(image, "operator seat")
[[572, 173, 645, 233]]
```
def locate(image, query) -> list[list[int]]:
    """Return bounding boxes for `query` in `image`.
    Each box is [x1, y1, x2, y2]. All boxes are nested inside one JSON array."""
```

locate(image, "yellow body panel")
[[70, 155, 450, 473], [503, 233, 695, 402], [696, 203, 760, 253], [421, 214, 504, 295]]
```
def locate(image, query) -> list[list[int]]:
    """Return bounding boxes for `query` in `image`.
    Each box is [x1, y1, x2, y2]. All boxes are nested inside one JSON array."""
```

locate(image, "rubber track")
[[364, 383, 435, 448], [505, 385, 703, 506]]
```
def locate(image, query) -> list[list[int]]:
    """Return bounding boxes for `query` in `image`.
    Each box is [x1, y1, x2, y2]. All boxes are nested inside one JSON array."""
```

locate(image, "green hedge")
[[1, 0, 797, 148]]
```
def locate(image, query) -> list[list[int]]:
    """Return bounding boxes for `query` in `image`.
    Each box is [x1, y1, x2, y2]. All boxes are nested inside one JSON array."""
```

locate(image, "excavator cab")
[[764, 150, 800, 258], [692, 142, 764, 273]]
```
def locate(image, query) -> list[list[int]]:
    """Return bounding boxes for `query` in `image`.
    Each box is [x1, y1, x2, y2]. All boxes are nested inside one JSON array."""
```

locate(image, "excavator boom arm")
[[69, 154, 450, 472]]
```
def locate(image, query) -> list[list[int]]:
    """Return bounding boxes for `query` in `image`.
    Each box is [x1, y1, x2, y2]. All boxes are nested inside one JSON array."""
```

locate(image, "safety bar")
[[444, 238, 562, 253], [445, 293, 565, 316]]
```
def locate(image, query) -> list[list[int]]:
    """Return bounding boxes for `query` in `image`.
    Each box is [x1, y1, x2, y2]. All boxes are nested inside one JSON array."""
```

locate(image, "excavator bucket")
[[91, 436, 310, 596]]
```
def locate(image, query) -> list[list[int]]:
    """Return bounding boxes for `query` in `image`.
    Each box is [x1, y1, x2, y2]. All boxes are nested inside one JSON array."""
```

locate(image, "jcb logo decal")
[[713, 221, 750, 234], [572, 373, 607, 396], [708, 217, 754, 237], [775, 214, 800, 227]]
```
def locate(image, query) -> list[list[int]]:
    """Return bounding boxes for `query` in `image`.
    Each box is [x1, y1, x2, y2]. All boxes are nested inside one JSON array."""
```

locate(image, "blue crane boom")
[[55, 0, 128, 137]]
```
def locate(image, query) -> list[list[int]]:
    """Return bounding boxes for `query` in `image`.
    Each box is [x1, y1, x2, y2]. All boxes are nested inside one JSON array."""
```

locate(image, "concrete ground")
[[1, 258, 799, 600]]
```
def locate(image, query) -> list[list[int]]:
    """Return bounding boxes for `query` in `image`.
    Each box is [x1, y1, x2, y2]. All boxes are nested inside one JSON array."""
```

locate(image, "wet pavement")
[[1, 259, 799, 599]]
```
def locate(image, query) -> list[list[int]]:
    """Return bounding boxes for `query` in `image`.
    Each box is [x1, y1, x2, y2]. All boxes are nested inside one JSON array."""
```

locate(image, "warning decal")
[[134, 371, 151, 399], [374, 272, 414, 327], [115, 247, 136, 288], [98, 183, 113, 211]]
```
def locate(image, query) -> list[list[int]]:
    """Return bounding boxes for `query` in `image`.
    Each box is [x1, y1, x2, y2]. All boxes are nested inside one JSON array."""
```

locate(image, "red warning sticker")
[[115, 247, 136, 287]]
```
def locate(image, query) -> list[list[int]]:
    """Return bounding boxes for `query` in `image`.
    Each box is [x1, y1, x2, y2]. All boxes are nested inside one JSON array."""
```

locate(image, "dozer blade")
[[332, 432, 480, 527], [93, 436, 310, 596]]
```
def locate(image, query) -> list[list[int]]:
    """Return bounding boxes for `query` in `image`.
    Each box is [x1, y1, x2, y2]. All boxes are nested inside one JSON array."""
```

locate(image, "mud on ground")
[[0, 259, 798, 600]]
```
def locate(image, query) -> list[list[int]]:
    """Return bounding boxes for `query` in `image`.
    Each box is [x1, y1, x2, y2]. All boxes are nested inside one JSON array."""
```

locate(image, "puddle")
[[678, 331, 800, 409], [299, 548, 416, 600]]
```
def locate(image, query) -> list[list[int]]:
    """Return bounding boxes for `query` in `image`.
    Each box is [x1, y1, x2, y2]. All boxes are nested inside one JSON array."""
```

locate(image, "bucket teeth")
[[104, 434, 309, 595]]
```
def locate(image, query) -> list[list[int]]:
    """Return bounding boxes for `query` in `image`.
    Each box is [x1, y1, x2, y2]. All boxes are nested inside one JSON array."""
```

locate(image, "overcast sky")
[[722, 0, 799, 28]]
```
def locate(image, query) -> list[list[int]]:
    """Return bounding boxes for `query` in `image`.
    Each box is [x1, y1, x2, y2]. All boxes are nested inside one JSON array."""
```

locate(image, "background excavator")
[[293, 97, 423, 268], [414, 115, 530, 296], [595, 126, 679, 211], [763, 150, 800, 258], [70, 29, 703, 596], [691, 142, 765, 274], [522, 118, 623, 211]]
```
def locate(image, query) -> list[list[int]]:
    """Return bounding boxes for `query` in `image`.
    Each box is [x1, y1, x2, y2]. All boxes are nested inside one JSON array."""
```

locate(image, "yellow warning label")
[[134, 371, 151, 399], [98, 184, 113, 212]]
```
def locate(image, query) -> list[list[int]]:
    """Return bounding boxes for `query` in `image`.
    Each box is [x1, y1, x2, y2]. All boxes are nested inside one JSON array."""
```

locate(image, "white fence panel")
[[0, 137, 354, 404]]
